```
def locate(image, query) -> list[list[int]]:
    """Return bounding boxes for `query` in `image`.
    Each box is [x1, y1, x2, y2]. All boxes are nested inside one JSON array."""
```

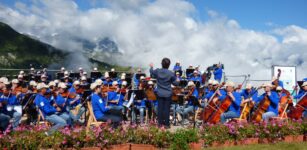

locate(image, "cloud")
[[0, 0, 306, 82]]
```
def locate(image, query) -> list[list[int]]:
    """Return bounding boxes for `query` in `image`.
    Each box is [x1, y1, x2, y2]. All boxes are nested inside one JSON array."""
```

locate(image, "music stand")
[[56, 73, 64, 79], [135, 73, 146, 80], [186, 69, 195, 78], [109, 72, 118, 79], [90, 72, 102, 80], [179, 80, 188, 88]]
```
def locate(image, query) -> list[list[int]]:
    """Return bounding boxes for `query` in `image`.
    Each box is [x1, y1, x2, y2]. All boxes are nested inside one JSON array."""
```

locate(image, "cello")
[[287, 93, 307, 120], [239, 87, 261, 120], [251, 94, 271, 123], [207, 94, 233, 124], [278, 88, 294, 118]]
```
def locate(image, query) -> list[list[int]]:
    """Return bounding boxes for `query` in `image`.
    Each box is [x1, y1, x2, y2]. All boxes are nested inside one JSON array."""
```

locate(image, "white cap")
[[81, 76, 87, 81], [302, 81, 307, 87], [148, 81, 154, 85], [83, 71, 87, 75], [41, 74, 47, 78], [73, 80, 80, 85], [93, 67, 98, 71], [193, 70, 198, 74], [18, 74, 23, 79], [140, 76, 145, 80], [212, 80, 219, 85], [37, 83, 48, 90], [272, 76, 277, 82], [121, 75, 125, 80], [64, 75, 69, 79], [29, 81, 37, 87], [30, 68, 34, 71], [95, 79, 103, 86], [187, 81, 195, 87], [48, 81, 56, 87], [58, 82, 67, 89], [111, 68, 115, 72], [208, 79, 214, 85], [121, 73, 126, 76], [112, 81, 118, 86], [137, 68, 141, 72], [61, 67, 65, 71], [262, 83, 272, 88], [79, 67, 83, 70], [176, 61, 180, 63], [176, 72, 180, 75], [64, 71, 69, 75], [276, 86, 282, 91], [246, 83, 252, 89], [12, 79, 19, 84], [225, 81, 235, 87], [122, 81, 127, 86], [0, 77, 8, 83], [19, 71, 24, 74], [54, 79, 60, 84], [104, 72, 110, 78], [90, 82, 99, 90]]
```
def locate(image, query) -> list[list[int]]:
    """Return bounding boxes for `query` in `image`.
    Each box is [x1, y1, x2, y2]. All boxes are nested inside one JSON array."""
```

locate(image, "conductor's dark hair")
[[161, 58, 171, 69]]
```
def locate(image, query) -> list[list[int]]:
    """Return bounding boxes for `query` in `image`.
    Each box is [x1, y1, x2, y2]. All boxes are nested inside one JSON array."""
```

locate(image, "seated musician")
[[257, 83, 279, 122], [117, 75, 126, 87], [241, 84, 258, 104], [133, 68, 142, 87], [67, 81, 85, 123], [90, 82, 122, 127], [189, 71, 202, 83], [0, 82, 10, 131], [106, 81, 124, 112], [41, 74, 48, 84], [204, 80, 224, 104], [177, 81, 198, 125], [219, 81, 241, 123], [131, 83, 146, 125], [175, 72, 182, 81], [80, 76, 89, 87], [104, 72, 113, 86], [11, 79, 21, 96], [34, 83, 67, 136], [293, 82, 307, 118], [54, 82, 72, 125], [145, 81, 158, 120], [173, 61, 182, 72], [0, 84, 22, 129], [63, 75, 72, 88], [272, 76, 284, 88], [17, 74, 24, 84]]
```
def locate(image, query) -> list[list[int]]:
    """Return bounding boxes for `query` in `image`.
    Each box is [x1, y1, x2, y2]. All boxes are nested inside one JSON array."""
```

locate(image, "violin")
[[61, 91, 77, 99], [145, 87, 157, 101], [101, 85, 117, 93], [172, 86, 183, 102]]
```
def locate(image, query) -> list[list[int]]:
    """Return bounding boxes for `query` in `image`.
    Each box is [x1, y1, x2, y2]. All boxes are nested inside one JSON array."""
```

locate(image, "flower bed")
[[0, 119, 306, 149]]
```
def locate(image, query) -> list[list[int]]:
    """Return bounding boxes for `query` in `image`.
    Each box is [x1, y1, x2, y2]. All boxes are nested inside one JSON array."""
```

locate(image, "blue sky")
[[1, 0, 306, 31]]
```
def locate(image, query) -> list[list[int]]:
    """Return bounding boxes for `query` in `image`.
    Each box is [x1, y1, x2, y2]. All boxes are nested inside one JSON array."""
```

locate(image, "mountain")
[[0, 22, 131, 72], [0, 22, 66, 69]]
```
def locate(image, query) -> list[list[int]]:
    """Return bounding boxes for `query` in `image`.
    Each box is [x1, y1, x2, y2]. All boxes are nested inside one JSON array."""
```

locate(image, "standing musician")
[[219, 81, 241, 123], [34, 83, 67, 136], [256, 83, 279, 122], [133, 68, 143, 87], [213, 64, 223, 83], [104, 72, 113, 86], [173, 61, 182, 72], [177, 81, 198, 125], [90, 82, 122, 127]]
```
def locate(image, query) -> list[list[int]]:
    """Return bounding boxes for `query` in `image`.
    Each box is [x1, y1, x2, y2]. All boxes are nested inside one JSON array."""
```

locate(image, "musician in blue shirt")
[[213, 64, 223, 83], [219, 81, 242, 123], [173, 61, 182, 72], [293, 82, 307, 118], [257, 83, 279, 122]]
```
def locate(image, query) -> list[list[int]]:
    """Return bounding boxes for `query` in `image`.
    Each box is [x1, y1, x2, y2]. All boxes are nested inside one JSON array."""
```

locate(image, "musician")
[[241, 84, 258, 104], [11, 79, 21, 96], [0, 84, 10, 131], [80, 76, 89, 86], [0, 85, 22, 129], [106, 81, 124, 112], [145, 81, 158, 121], [131, 83, 146, 125], [219, 81, 241, 123], [117, 75, 126, 87], [17, 74, 24, 84], [41, 74, 48, 83], [83, 71, 88, 78], [150, 58, 179, 128], [34, 83, 67, 136], [133, 68, 142, 87], [79, 67, 84, 77], [293, 82, 307, 118], [173, 61, 182, 72], [189, 71, 202, 83], [60, 67, 65, 73], [67, 81, 86, 122], [55, 82, 72, 125], [272, 76, 284, 88], [104, 72, 113, 86], [176, 81, 198, 125], [257, 83, 279, 122], [213, 64, 223, 83], [175, 72, 182, 81], [63, 76, 72, 88], [90, 82, 122, 127]]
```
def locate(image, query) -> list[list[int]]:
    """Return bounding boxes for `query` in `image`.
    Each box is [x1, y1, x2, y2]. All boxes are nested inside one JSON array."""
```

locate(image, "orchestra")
[[0, 63, 306, 136]]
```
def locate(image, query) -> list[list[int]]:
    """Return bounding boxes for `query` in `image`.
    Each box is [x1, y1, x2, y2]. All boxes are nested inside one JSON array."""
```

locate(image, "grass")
[[206, 142, 307, 150]]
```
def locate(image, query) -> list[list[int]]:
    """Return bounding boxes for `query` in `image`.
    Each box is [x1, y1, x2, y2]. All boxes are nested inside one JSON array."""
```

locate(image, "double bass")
[[287, 93, 307, 120]]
